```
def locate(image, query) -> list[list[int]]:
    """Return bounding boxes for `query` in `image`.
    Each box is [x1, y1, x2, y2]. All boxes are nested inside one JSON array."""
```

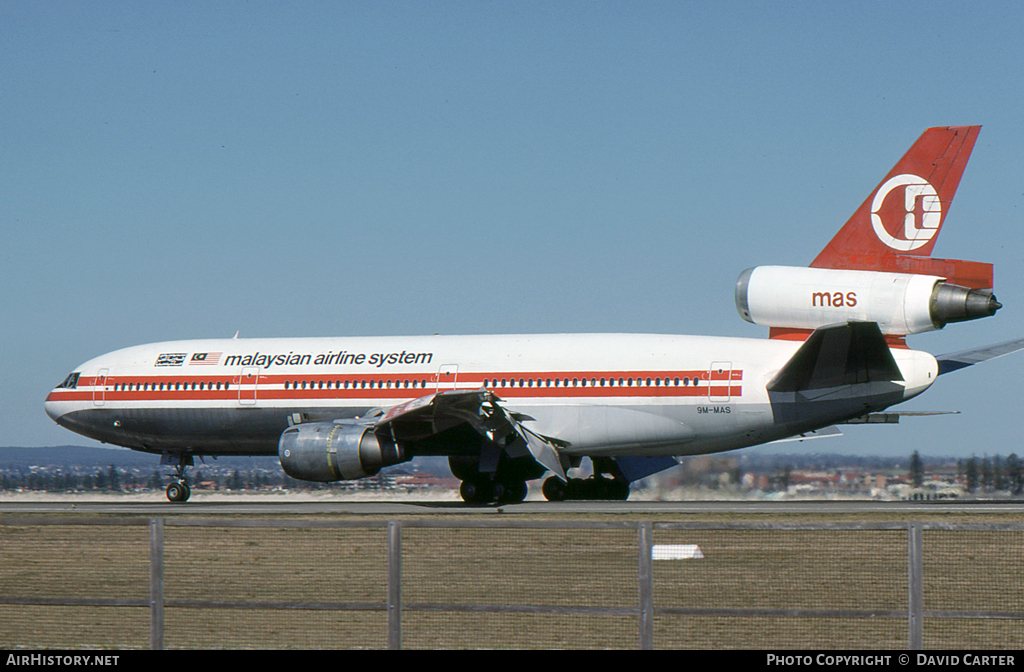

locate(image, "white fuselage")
[[44, 332, 938, 459]]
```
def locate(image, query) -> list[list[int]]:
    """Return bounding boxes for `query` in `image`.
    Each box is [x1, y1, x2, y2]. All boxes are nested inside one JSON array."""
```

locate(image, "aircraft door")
[[93, 368, 109, 407], [434, 365, 458, 391], [239, 367, 258, 405], [709, 362, 732, 402]]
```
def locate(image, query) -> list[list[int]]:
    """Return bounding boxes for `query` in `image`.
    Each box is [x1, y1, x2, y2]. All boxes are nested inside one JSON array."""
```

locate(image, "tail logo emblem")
[[871, 174, 941, 251]]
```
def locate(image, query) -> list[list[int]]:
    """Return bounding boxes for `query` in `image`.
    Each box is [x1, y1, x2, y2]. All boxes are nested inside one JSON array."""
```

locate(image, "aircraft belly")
[[520, 400, 774, 458], [55, 406, 365, 456]]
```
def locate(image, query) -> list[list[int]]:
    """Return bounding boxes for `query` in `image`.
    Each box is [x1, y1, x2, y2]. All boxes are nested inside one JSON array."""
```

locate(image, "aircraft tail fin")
[[811, 125, 991, 290]]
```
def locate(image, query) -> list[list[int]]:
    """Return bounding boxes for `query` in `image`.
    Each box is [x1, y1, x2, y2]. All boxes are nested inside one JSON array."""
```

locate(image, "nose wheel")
[[166, 480, 191, 502], [164, 452, 194, 502]]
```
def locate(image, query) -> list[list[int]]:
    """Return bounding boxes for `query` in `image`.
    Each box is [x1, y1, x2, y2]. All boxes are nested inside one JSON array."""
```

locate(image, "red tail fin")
[[811, 125, 991, 290]]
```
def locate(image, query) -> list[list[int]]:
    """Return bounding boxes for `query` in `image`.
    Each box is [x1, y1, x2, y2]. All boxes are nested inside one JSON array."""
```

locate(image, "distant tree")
[[230, 470, 243, 490], [966, 456, 979, 493], [910, 451, 924, 488], [1007, 454, 1023, 495], [147, 471, 164, 490], [982, 456, 993, 491], [994, 455, 1006, 491], [107, 465, 121, 491]]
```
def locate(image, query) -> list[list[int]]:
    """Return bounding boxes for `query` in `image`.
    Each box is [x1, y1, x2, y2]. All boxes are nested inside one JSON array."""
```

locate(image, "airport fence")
[[0, 517, 1022, 649]]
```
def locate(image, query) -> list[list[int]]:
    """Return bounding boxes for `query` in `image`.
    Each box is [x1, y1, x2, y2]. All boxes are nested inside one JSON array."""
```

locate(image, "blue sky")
[[4, 2, 1023, 457]]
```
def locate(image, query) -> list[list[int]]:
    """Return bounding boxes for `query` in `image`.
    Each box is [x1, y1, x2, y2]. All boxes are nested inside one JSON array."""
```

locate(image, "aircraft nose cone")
[[44, 394, 63, 423]]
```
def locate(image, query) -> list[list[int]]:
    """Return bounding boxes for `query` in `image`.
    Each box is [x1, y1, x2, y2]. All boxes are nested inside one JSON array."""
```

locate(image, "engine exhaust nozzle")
[[930, 282, 1001, 327]]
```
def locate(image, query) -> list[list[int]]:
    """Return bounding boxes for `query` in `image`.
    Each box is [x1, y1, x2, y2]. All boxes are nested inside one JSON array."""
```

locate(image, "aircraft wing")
[[936, 337, 1024, 375], [376, 389, 569, 480]]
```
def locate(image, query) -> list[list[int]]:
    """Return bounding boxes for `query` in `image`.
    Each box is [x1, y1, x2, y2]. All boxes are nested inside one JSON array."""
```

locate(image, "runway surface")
[[3, 497, 1024, 516]]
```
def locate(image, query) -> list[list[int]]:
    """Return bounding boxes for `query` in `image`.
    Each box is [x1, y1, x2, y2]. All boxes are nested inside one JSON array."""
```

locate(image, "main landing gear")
[[450, 453, 540, 505], [164, 452, 193, 503], [459, 478, 529, 505], [541, 475, 630, 501], [541, 457, 631, 501]]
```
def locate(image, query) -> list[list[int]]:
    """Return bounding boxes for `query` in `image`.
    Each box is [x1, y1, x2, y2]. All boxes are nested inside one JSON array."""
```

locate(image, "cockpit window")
[[56, 372, 81, 389]]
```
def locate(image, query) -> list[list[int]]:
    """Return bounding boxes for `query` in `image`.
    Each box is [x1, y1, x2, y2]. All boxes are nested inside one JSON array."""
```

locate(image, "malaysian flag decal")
[[190, 352, 222, 366]]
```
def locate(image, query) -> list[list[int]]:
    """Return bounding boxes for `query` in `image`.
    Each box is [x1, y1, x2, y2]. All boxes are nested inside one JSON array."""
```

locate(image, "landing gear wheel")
[[166, 481, 190, 502], [542, 476, 567, 502], [496, 479, 528, 504], [610, 480, 630, 501], [165, 452, 194, 503], [460, 479, 493, 505]]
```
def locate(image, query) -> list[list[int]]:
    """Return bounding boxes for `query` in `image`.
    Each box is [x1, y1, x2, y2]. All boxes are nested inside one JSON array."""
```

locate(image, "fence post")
[[638, 522, 654, 650], [387, 520, 402, 650], [907, 522, 923, 650], [149, 518, 164, 651]]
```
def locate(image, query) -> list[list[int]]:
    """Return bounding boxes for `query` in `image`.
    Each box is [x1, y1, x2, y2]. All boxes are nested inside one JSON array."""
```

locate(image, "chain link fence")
[[1, 517, 1022, 649]]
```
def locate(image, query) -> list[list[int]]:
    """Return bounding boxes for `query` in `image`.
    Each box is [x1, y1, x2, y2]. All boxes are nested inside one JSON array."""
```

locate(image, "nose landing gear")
[[163, 452, 193, 502]]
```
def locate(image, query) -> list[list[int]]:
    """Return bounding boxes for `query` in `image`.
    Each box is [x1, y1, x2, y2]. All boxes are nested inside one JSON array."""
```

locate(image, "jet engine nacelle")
[[278, 421, 406, 482], [735, 266, 1000, 335]]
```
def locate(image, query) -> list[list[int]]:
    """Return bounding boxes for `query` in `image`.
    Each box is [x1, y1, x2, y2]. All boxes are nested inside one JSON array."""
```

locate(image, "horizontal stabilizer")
[[767, 321, 903, 393], [936, 337, 1024, 375]]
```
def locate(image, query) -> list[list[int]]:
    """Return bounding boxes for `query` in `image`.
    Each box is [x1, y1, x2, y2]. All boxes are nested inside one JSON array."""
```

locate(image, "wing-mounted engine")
[[278, 420, 407, 482], [735, 266, 1000, 336]]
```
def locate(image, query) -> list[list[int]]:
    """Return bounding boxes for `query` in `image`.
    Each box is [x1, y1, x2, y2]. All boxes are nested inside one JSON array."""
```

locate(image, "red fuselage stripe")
[[47, 369, 744, 403]]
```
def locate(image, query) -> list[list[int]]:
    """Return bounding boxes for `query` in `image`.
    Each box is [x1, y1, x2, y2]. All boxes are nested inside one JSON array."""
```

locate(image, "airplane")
[[44, 125, 1024, 504]]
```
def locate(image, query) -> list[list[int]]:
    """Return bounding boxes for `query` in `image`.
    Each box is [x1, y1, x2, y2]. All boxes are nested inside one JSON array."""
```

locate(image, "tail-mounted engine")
[[278, 421, 407, 482], [736, 266, 1001, 336]]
